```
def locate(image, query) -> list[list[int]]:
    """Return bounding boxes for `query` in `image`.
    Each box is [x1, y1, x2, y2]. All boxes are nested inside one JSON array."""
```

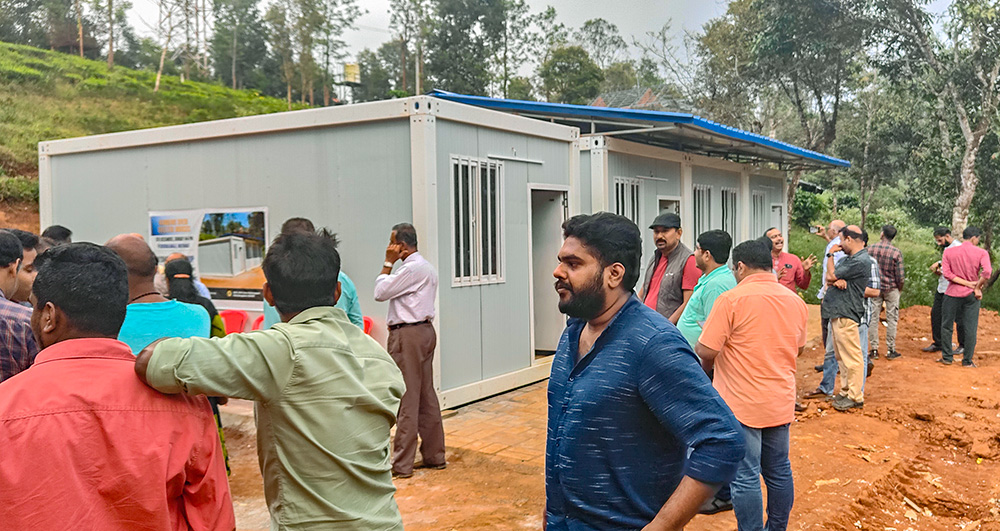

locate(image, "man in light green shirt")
[[136, 229, 406, 531], [677, 230, 737, 348]]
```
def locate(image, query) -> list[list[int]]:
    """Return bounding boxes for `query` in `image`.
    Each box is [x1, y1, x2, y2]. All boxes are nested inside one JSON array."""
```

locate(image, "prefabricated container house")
[[39, 95, 580, 408], [198, 235, 265, 277], [39, 92, 847, 409]]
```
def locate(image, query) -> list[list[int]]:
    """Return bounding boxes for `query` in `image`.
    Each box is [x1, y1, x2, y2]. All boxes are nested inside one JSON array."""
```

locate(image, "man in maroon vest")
[[639, 213, 702, 324]]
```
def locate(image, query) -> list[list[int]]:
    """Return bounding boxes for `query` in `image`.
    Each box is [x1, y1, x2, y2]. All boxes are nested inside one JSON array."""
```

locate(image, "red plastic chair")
[[219, 310, 248, 335], [251, 314, 264, 331], [362, 316, 374, 335]]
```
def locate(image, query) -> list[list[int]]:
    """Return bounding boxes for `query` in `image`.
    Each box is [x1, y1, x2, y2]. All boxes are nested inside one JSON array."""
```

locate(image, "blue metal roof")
[[429, 90, 849, 170]]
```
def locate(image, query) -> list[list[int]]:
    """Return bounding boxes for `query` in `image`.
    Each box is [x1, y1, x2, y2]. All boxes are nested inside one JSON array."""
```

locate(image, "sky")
[[127, 0, 952, 66]]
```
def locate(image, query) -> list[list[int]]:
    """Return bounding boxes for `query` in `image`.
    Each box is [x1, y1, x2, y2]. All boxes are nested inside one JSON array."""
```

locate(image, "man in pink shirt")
[[939, 226, 993, 367], [765, 227, 817, 293], [697, 239, 808, 531], [0, 243, 234, 531]]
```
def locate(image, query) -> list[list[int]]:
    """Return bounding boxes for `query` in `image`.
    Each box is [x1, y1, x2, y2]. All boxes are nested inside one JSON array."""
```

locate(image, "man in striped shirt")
[[0, 230, 37, 383]]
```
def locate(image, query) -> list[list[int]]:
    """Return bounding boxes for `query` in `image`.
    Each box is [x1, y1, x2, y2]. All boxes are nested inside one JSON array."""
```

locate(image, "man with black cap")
[[639, 213, 701, 324]]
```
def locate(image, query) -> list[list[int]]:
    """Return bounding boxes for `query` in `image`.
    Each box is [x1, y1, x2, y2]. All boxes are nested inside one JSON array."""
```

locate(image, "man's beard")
[[555, 270, 607, 320]]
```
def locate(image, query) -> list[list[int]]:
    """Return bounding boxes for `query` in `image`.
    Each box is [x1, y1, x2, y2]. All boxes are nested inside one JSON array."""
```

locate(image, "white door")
[[530, 189, 568, 354], [771, 204, 784, 231]]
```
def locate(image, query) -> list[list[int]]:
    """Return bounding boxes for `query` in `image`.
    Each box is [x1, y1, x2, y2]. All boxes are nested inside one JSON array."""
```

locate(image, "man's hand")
[[776, 266, 788, 280], [834, 279, 847, 290], [385, 243, 403, 264], [829, 244, 842, 254], [930, 261, 941, 274], [802, 254, 817, 270], [975, 288, 984, 300]]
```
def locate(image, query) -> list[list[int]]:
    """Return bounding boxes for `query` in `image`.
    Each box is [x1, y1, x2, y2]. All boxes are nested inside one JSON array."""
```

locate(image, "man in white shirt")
[[374, 222, 445, 479]]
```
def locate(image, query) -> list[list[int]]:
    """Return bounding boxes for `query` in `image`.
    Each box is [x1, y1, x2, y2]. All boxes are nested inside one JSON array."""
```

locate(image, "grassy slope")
[[0, 41, 305, 183]]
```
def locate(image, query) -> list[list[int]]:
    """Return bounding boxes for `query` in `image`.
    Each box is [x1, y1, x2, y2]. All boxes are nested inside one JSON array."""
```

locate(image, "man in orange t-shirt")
[[696, 239, 808, 531]]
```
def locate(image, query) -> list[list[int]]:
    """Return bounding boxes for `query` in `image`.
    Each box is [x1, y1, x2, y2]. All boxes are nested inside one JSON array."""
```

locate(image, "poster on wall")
[[149, 207, 269, 303]]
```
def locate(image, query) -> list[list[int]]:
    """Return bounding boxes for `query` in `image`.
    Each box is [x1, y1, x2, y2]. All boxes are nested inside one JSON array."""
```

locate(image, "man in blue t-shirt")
[[106, 235, 209, 353]]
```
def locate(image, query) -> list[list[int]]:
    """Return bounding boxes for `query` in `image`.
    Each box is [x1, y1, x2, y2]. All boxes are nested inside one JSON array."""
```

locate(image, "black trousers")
[[931, 291, 966, 348], [941, 294, 980, 365]]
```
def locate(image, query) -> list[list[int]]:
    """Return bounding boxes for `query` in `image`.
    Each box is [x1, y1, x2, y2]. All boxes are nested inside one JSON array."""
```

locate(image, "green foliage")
[[425, 0, 504, 95], [791, 190, 826, 228], [538, 45, 603, 104], [0, 176, 38, 202], [0, 42, 305, 180]]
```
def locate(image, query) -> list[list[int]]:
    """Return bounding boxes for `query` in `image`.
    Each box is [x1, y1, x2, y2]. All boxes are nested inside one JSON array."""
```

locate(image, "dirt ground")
[[222, 304, 1000, 530], [0, 201, 39, 232]]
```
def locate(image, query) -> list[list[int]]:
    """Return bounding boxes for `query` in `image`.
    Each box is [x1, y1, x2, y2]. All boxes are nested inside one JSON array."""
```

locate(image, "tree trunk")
[[231, 22, 238, 89], [286, 83, 291, 110], [107, 0, 114, 68], [75, 0, 83, 57], [154, 46, 168, 92], [400, 37, 407, 93], [786, 170, 801, 230], [952, 136, 984, 236]]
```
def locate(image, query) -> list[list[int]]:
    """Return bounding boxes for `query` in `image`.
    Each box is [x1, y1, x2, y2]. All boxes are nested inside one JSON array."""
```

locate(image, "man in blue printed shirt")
[[545, 212, 745, 531]]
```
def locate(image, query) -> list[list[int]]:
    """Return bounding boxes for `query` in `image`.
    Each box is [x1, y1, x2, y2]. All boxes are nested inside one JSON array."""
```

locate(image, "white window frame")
[[693, 184, 712, 237], [613, 176, 642, 227], [450, 155, 505, 287], [752, 191, 767, 237], [721, 187, 738, 238]]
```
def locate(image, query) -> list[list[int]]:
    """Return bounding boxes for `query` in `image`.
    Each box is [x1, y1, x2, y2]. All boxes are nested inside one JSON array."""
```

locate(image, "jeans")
[[941, 294, 980, 365], [731, 423, 794, 531], [931, 291, 966, 349], [819, 320, 839, 395], [859, 323, 869, 393]]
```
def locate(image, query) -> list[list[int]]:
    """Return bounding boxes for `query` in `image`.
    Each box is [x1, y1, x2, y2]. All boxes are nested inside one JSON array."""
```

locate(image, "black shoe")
[[698, 496, 734, 515], [962, 361, 977, 368], [832, 395, 864, 411], [804, 389, 830, 399], [955, 347, 965, 355], [936, 358, 953, 365], [418, 462, 447, 470], [869, 350, 879, 360], [392, 470, 413, 479], [886, 350, 901, 360], [922, 344, 942, 352], [795, 402, 807, 412], [867, 360, 874, 377], [814, 364, 823, 372]]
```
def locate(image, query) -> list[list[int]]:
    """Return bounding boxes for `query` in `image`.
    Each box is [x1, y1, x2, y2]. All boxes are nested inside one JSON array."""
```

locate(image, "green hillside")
[[0, 42, 306, 200]]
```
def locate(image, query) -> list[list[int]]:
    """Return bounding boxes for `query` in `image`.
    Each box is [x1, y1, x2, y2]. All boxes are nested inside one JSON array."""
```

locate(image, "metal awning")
[[429, 90, 850, 171]]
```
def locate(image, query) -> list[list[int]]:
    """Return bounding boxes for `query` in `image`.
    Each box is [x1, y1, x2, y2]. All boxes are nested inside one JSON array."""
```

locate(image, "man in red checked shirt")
[[639, 213, 702, 324], [765, 227, 817, 293]]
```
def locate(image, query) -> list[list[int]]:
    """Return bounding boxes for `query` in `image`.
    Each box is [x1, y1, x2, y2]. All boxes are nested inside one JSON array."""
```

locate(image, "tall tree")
[[876, 0, 1000, 234], [425, 0, 504, 95], [493, 0, 539, 97], [388, 0, 430, 94], [317, 0, 362, 105], [211, 0, 267, 89], [264, 0, 296, 107], [538, 45, 603, 104], [573, 18, 626, 70]]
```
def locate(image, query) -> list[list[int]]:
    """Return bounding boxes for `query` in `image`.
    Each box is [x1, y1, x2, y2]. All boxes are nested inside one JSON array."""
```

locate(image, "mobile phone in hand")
[[809, 226, 820, 234]]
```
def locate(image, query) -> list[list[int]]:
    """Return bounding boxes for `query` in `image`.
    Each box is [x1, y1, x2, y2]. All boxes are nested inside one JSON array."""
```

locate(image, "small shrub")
[[792, 190, 827, 228], [0, 176, 39, 202]]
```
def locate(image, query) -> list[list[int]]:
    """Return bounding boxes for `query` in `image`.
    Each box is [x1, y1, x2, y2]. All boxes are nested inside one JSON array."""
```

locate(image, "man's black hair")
[[392, 223, 418, 248], [731, 239, 772, 271], [41, 225, 72, 244], [861, 230, 869, 245], [0, 231, 23, 268], [963, 226, 982, 240], [2, 228, 39, 251], [698, 230, 733, 264], [756, 235, 774, 251], [933, 226, 951, 238], [562, 212, 643, 291], [763, 227, 779, 238], [882, 224, 897, 241], [280, 217, 315, 235], [32, 243, 129, 336], [263, 229, 341, 314]]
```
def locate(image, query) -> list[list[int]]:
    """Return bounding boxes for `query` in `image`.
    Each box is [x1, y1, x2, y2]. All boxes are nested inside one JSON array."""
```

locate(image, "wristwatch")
[[826, 253, 834, 258], [383, 261, 395, 268]]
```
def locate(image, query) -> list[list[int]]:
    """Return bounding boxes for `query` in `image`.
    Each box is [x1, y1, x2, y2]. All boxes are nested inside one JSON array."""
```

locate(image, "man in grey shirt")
[[821, 225, 871, 412]]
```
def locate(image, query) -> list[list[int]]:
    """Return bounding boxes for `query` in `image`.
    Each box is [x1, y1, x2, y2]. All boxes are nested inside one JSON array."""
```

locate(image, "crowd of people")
[[0, 211, 993, 531]]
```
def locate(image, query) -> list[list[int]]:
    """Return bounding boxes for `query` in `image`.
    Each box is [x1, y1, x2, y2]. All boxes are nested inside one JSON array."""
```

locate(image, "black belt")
[[388, 319, 432, 331]]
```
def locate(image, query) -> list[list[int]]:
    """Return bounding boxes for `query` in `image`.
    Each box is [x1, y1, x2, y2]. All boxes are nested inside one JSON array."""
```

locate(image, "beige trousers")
[[831, 317, 865, 403]]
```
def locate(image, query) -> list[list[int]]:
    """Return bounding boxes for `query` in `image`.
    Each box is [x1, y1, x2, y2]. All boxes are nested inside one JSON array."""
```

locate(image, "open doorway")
[[529, 188, 568, 359]]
